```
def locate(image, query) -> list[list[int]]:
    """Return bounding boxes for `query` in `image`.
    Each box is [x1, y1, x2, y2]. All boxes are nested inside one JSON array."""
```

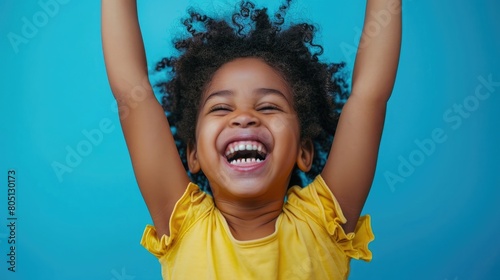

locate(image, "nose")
[[230, 110, 260, 128]]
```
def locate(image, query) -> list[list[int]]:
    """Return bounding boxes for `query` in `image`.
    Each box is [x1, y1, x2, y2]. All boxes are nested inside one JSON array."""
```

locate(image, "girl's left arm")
[[321, 0, 402, 233]]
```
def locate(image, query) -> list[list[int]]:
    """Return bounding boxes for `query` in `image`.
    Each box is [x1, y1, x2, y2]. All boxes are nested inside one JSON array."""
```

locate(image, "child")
[[101, 0, 401, 279]]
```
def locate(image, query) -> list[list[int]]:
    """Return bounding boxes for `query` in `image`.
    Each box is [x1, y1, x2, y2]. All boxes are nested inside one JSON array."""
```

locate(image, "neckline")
[[215, 208, 283, 246]]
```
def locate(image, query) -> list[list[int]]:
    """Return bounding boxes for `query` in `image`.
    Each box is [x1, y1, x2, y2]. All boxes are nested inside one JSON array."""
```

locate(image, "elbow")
[[106, 75, 154, 105]]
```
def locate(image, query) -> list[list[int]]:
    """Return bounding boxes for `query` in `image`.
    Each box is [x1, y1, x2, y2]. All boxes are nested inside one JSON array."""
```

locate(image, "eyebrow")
[[203, 88, 290, 107]]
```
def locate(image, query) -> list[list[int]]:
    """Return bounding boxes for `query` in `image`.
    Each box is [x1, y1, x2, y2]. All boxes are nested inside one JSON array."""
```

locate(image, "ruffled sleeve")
[[287, 175, 374, 261], [334, 215, 373, 261], [140, 182, 210, 258]]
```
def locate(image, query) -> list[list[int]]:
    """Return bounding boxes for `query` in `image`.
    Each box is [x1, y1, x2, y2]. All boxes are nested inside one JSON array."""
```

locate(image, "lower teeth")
[[230, 158, 262, 164]]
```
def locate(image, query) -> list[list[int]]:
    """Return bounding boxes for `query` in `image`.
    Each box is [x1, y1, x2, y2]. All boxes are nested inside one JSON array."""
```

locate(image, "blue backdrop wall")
[[1, 0, 499, 279]]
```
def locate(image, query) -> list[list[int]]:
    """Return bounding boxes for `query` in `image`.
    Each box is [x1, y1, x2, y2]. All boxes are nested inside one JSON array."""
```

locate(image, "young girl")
[[101, 0, 401, 279]]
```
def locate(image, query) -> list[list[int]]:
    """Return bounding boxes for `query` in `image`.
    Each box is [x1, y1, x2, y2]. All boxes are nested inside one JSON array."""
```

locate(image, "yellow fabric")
[[141, 175, 374, 280]]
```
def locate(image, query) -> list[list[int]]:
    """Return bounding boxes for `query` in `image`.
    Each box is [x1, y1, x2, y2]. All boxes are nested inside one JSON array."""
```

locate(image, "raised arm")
[[101, 0, 189, 237], [321, 0, 401, 232]]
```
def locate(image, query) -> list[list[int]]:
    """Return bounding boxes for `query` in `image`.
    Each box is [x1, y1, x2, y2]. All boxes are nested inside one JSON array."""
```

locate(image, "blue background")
[[1, 0, 499, 279]]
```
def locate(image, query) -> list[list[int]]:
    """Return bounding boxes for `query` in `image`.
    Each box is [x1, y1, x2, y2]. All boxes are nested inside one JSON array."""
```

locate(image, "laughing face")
[[187, 58, 313, 202]]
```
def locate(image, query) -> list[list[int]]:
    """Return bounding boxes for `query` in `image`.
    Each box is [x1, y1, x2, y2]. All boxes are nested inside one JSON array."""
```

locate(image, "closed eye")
[[258, 105, 281, 112], [209, 105, 232, 113]]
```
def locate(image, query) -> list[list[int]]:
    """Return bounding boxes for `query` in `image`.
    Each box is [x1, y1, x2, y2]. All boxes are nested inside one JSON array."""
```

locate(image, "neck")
[[215, 197, 284, 241]]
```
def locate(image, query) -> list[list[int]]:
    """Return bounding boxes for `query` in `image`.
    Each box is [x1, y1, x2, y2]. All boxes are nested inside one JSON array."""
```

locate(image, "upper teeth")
[[225, 141, 266, 157]]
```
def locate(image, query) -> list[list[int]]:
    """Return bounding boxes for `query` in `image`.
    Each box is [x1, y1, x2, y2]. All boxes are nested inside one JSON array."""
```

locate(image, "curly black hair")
[[155, 0, 350, 193]]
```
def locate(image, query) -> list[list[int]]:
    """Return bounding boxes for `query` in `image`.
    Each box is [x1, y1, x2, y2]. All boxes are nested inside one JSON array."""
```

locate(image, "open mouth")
[[225, 141, 268, 165]]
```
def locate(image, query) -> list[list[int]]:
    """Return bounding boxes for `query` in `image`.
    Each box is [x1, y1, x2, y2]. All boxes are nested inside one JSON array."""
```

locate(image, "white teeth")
[[226, 141, 267, 164], [226, 142, 266, 154], [229, 158, 263, 165]]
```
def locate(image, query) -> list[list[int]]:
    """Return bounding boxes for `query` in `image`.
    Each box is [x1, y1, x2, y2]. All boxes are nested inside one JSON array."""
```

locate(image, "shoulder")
[[286, 175, 337, 209], [141, 182, 214, 257], [174, 182, 214, 222], [284, 175, 374, 261]]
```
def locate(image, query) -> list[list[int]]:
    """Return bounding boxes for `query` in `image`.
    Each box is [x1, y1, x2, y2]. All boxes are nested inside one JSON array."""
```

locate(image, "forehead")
[[203, 57, 292, 99]]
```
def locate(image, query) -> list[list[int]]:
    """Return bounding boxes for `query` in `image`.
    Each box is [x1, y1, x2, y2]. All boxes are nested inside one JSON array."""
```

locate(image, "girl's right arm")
[[101, 0, 190, 237]]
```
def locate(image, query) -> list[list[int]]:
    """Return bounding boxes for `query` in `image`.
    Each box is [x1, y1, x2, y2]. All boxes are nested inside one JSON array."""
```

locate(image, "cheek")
[[269, 117, 287, 134], [195, 118, 223, 158], [196, 119, 221, 140], [270, 114, 301, 138]]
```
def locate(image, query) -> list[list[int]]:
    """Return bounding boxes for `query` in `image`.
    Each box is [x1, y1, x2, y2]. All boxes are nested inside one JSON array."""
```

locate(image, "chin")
[[216, 179, 272, 199]]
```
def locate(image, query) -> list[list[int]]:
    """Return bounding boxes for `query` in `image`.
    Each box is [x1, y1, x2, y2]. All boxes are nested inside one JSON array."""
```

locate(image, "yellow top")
[[141, 176, 374, 280]]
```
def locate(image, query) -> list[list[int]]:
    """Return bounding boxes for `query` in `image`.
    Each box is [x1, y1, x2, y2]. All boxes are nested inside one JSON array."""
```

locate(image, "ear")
[[187, 141, 201, 173], [296, 139, 314, 172]]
